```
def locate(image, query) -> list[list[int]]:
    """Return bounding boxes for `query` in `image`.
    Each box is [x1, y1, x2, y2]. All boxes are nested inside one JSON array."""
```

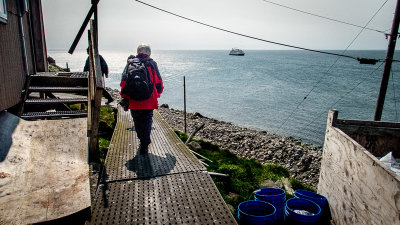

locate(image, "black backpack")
[[121, 58, 153, 101]]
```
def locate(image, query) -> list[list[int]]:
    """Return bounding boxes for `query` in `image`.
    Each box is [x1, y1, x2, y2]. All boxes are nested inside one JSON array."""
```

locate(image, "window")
[[0, 0, 7, 24]]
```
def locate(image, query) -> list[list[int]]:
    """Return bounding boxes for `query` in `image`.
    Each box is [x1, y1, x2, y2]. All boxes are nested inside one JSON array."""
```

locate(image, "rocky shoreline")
[[106, 88, 323, 188]]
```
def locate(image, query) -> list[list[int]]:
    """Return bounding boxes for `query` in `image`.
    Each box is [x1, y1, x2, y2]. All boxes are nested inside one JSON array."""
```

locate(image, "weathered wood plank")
[[30, 0, 48, 72], [318, 110, 400, 225], [336, 119, 400, 158], [0, 0, 25, 111], [0, 112, 90, 225]]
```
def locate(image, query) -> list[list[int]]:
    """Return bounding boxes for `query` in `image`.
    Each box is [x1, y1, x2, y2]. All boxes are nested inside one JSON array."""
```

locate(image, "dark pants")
[[130, 109, 153, 146], [103, 89, 113, 102]]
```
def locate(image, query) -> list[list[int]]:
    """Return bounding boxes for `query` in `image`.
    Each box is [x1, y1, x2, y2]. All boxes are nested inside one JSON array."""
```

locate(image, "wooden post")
[[30, 0, 48, 72], [185, 122, 205, 145], [184, 76, 187, 134], [68, 0, 100, 54], [92, 0, 98, 48], [87, 20, 104, 162], [374, 0, 400, 121]]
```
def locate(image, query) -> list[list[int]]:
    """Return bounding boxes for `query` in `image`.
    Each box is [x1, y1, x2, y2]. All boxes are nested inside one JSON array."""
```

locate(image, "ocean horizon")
[[48, 49, 400, 146]]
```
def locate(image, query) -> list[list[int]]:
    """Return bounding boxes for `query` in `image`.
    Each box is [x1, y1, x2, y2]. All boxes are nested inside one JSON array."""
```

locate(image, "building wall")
[[318, 110, 400, 225], [0, 0, 26, 111], [23, 8, 35, 75], [0, 0, 45, 111]]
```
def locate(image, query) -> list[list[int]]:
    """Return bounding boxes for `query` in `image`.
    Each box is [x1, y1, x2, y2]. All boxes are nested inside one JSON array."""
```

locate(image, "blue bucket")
[[254, 188, 286, 204], [238, 200, 277, 225], [285, 198, 322, 225], [294, 190, 329, 223], [294, 190, 327, 208], [254, 188, 286, 222]]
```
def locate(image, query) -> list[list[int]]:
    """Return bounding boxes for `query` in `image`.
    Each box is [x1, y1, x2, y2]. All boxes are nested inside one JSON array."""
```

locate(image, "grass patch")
[[99, 137, 111, 163], [100, 107, 116, 128], [289, 177, 315, 192], [97, 106, 116, 163], [173, 130, 299, 217], [68, 103, 86, 110]]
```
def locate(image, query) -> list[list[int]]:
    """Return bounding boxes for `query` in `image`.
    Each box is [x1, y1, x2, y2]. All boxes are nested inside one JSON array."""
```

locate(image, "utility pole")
[[374, 0, 400, 121]]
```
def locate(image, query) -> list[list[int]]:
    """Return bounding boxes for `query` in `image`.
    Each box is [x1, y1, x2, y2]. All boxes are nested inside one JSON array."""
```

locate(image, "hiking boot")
[[139, 144, 149, 155]]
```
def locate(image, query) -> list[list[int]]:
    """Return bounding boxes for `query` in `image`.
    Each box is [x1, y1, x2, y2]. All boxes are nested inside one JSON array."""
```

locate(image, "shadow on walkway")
[[125, 152, 176, 179]]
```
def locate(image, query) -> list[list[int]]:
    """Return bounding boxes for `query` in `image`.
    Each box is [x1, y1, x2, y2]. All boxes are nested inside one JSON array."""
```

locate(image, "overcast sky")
[[42, 0, 397, 51]]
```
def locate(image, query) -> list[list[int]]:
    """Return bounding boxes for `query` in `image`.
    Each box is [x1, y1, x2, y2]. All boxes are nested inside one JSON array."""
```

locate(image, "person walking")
[[84, 48, 114, 104], [120, 44, 163, 154]]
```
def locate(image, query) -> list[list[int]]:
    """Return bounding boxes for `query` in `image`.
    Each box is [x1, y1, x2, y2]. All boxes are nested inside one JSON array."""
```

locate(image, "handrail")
[[87, 19, 104, 162], [68, 0, 99, 54]]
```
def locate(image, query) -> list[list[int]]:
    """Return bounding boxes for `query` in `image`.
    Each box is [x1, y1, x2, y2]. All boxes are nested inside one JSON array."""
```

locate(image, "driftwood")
[[189, 149, 213, 163], [207, 171, 229, 177], [198, 160, 209, 167], [185, 122, 205, 145]]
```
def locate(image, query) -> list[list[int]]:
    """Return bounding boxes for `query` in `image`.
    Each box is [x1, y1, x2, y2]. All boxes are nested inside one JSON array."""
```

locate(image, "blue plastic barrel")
[[294, 190, 329, 223], [285, 198, 322, 225], [254, 188, 286, 222], [294, 190, 327, 208], [238, 200, 277, 225]]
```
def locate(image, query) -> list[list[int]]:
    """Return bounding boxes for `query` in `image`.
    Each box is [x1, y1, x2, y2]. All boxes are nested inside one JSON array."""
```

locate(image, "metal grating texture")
[[25, 97, 88, 104], [21, 110, 88, 119], [89, 171, 237, 225], [104, 107, 205, 182], [70, 72, 89, 78], [28, 86, 88, 93]]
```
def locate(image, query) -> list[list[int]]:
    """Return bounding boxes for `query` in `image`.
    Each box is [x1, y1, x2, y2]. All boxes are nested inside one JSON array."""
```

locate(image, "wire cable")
[[261, 0, 389, 35], [275, 0, 389, 133], [135, 0, 358, 60], [304, 62, 384, 128], [391, 69, 398, 121]]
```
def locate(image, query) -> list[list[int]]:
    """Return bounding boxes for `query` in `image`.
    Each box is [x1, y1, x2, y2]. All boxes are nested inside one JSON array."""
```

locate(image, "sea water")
[[48, 50, 400, 146]]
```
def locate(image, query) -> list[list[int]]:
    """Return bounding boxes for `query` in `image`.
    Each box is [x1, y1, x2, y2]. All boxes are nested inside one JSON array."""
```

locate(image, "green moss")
[[290, 177, 315, 192], [96, 106, 116, 163], [173, 129, 188, 142], [100, 106, 116, 128], [174, 129, 312, 219], [68, 103, 86, 110], [98, 137, 110, 164], [48, 64, 65, 72]]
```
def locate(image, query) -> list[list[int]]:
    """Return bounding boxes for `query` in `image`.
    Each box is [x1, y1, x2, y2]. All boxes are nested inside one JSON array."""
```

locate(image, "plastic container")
[[238, 200, 277, 225], [294, 190, 327, 208], [294, 189, 330, 223], [285, 198, 322, 225], [254, 188, 286, 222]]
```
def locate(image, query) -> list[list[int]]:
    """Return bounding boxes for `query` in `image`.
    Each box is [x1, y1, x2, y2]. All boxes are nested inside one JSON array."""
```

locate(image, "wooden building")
[[0, 1, 93, 224], [0, 0, 47, 112], [318, 110, 400, 225]]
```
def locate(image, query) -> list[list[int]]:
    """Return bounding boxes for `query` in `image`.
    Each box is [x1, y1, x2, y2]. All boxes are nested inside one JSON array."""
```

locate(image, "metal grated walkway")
[[89, 107, 237, 224]]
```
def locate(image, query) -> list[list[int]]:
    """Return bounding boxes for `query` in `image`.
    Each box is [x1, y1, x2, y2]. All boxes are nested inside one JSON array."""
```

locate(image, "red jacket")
[[120, 54, 163, 110]]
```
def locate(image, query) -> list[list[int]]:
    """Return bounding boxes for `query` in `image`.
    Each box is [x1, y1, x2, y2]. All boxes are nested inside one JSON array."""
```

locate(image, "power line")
[[135, 0, 387, 65], [391, 69, 398, 120], [275, 0, 387, 133], [135, 0, 360, 60], [261, 0, 389, 36], [304, 62, 385, 128]]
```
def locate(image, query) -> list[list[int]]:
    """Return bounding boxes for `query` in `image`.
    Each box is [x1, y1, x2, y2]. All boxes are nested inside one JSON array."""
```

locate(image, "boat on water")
[[229, 48, 245, 56]]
